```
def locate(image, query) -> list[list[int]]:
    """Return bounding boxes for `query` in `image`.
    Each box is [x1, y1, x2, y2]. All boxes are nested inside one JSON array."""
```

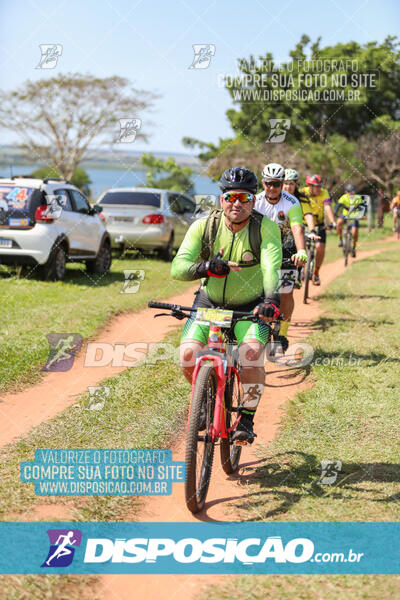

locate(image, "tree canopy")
[[184, 35, 400, 196], [141, 153, 194, 193], [0, 73, 157, 179]]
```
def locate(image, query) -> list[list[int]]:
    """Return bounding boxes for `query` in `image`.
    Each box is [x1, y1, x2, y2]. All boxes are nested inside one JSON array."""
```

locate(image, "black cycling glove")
[[257, 302, 280, 319], [195, 252, 230, 279]]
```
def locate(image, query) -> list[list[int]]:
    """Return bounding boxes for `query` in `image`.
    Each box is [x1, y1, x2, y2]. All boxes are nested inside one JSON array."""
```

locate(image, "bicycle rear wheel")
[[220, 370, 242, 474], [185, 364, 216, 513]]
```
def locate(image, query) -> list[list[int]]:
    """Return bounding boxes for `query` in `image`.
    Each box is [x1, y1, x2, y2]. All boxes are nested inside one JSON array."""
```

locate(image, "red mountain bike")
[[148, 301, 281, 513]]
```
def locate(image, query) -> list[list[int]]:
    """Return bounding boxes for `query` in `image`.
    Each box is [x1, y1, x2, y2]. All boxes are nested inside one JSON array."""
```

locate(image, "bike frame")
[[188, 324, 241, 443]]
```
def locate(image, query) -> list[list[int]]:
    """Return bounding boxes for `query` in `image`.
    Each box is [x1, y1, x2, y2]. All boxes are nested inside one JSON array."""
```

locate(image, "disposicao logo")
[[41, 529, 82, 568], [83, 536, 314, 564]]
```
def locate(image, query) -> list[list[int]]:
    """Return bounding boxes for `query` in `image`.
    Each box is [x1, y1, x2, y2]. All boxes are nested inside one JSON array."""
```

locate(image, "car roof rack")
[[42, 177, 70, 184], [10, 174, 37, 179]]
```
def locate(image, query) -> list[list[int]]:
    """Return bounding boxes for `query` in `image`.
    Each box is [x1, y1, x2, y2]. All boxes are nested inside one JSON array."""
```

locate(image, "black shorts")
[[316, 224, 326, 244]]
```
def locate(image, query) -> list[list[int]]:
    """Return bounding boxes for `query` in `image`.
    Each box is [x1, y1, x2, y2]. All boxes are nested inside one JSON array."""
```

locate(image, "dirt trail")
[[99, 247, 384, 600], [0, 287, 196, 448]]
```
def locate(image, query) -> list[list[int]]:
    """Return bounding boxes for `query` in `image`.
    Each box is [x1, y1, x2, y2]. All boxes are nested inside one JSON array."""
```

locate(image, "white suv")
[[0, 176, 111, 280]]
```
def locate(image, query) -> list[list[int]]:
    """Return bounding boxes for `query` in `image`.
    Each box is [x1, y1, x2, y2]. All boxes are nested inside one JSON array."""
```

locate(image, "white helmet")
[[262, 163, 285, 181], [284, 168, 299, 181]]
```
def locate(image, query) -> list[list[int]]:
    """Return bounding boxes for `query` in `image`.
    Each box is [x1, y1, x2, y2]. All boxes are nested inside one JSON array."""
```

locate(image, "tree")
[[0, 73, 157, 179], [141, 153, 194, 193], [224, 36, 400, 145], [31, 166, 92, 197], [356, 117, 400, 196]]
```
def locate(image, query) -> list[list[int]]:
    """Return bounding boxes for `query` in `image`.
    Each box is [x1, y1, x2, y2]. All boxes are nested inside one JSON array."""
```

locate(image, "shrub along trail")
[[99, 244, 393, 600]]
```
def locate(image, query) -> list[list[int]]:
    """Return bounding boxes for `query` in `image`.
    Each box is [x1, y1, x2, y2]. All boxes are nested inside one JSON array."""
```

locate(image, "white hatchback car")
[[0, 176, 111, 280]]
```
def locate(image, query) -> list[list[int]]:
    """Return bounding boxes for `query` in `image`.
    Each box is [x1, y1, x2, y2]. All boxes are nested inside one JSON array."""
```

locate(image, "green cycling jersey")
[[336, 193, 365, 217], [171, 212, 282, 307]]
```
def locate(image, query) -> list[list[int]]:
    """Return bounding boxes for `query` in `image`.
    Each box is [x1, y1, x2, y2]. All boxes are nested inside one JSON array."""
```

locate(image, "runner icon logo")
[[188, 44, 216, 69], [42, 333, 83, 372], [121, 269, 145, 293], [41, 529, 82, 568], [266, 119, 291, 143], [36, 44, 63, 69], [319, 460, 342, 485], [116, 118, 142, 143]]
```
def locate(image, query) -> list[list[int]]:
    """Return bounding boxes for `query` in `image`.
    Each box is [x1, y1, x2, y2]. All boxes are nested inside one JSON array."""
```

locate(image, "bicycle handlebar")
[[148, 301, 282, 321], [148, 301, 193, 311]]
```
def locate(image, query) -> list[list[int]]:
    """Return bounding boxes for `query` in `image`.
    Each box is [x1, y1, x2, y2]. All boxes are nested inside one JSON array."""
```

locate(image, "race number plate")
[[196, 308, 233, 327]]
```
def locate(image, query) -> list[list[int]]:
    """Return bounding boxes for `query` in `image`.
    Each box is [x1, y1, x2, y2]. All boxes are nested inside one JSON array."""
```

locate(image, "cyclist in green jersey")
[[335, 184, 366, 257], [171, 167, 282, 443]]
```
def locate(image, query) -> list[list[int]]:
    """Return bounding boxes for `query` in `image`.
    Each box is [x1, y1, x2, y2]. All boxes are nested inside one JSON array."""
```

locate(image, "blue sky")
[[1, 0, 399, 153]]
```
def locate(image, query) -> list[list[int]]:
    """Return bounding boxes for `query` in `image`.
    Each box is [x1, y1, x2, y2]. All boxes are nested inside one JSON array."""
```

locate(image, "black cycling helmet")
[[219, 167, 258, 194], [345, 183, 356, 193]]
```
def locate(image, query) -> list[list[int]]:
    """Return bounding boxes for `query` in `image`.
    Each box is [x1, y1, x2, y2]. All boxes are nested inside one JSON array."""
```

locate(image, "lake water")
[[0, 164, 220, 199]]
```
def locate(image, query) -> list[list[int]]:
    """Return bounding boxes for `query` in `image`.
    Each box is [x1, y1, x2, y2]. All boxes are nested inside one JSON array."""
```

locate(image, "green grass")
[[0, 256, 192, 393], [204, 248, 400, 598], [201, 575, 400, 600], [0, 328, 190, 599], [0, 575, 99, 600], [0, 330, 188, 522]]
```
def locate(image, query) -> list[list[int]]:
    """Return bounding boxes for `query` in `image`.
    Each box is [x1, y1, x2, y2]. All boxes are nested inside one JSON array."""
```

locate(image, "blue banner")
[[0, 522, 399, 574]]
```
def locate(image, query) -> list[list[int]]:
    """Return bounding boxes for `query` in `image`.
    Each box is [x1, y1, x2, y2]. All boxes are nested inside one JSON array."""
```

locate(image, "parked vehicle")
[[97, 187, 205, 260], [0, 176, 111, 280]]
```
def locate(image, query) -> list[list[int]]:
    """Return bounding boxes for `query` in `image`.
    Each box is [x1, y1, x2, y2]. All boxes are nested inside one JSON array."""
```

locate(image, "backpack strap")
[[248, 209, 263, 264], [200, 209, 223, 260], [200, 208, 263, 264]]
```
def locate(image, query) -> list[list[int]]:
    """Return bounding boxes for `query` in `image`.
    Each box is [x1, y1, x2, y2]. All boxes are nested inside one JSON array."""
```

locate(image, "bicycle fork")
[[189, 353, 239, 443]]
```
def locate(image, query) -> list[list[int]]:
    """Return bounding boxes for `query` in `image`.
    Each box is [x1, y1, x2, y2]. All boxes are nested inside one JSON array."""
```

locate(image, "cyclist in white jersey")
[[255, 163, 308, 351]]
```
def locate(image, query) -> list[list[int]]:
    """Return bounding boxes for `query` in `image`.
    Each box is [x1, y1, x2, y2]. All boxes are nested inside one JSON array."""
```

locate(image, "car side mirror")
[[88, 205, 103, 215]]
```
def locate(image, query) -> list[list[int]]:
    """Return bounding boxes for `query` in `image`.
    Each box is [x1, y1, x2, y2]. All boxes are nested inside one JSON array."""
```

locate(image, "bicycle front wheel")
[[344, 230, 351, 266], [185, 364, 217, 513], [220, 370, 242, 474], [303, 248, 313, 303]]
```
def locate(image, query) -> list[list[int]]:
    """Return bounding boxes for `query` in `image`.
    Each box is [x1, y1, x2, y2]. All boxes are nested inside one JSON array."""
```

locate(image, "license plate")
[[196, 308, 233, 327], [0, 238, 12, 248], [8, 218, 29, 227], [114, 216, 134, 223]]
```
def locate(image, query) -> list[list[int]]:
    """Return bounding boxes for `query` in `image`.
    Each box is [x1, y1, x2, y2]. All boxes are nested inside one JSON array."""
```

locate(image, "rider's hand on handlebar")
[[291, 249, 308, 266], [254, 302, 280, 322], [308, 229, 321, 240]]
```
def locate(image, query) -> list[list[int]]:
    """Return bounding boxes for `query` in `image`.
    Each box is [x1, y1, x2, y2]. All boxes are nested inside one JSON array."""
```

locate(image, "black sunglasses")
[[264, 181, 282, 188]]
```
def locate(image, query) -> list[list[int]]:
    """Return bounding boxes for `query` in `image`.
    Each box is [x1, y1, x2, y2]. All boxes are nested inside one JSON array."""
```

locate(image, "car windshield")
[[99, 192, 161, 207], [0, 185, 36, 212]]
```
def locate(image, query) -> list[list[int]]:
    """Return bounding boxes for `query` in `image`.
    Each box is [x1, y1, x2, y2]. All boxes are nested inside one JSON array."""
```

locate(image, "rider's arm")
[[259, 217, 283, 301], [323, 192, 335, 224], [288, 202, 306, 250], [170, 218, 208, 281]]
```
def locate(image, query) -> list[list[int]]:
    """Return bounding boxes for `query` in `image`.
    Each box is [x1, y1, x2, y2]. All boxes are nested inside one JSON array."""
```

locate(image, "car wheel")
[[158, 234, 174, 262], [40, 245, 67, 281], [86, 241, 112, 274]]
